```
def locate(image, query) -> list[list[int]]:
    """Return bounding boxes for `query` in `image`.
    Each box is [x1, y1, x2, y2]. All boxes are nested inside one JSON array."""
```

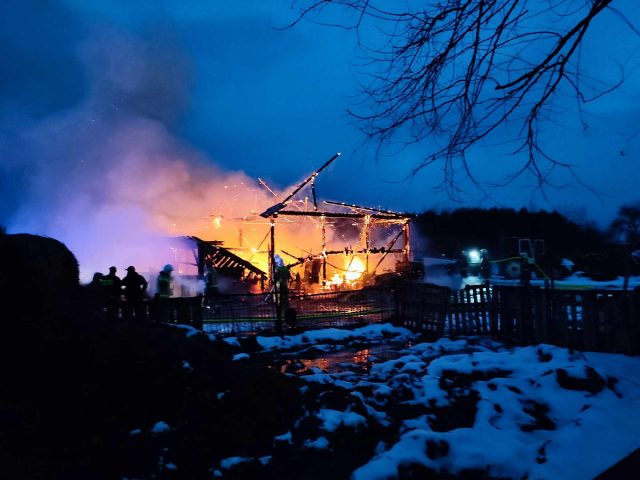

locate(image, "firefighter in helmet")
[[100, 266, 122, 321], [156, 264, 174, 298], [274, 254, 295, 329], [121, 266, 148, 322], [153, 264, 174, 323]]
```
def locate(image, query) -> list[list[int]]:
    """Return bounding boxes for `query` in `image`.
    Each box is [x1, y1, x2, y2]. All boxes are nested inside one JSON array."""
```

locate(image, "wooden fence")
[[400, 283, 640, 355], [111, 282, 639, 355]]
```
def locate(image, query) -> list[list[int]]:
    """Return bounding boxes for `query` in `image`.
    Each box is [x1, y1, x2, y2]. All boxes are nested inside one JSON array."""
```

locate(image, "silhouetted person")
[[88, 272, 104, 293], [154, 264, 174, 323], [100, 266, 122, 321], [480, 249, 491, 284], [274, 255, 291, 311], [203, 262, 219, 298], [121, 266, 148, 322], [156, 264, 174, 298], [84, 272, 106, 317], [274, 255, 293, 332]]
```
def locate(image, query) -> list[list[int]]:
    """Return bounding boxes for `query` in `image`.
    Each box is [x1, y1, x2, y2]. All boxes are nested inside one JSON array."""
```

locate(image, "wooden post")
[[269, 218, 276, 286], [489, 286, 499, 336], [582, 292, 597, 351], [403, 221, 410, 263], [569, 295, 579, 350], [364, 214, 371, 273], [479, 286, 488, 334], [270, 218, 282, 334], [321, 214, 327, 284]]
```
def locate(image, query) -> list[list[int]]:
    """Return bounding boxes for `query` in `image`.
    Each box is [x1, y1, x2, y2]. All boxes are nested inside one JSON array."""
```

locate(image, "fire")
[[344, 256, 365, 282]]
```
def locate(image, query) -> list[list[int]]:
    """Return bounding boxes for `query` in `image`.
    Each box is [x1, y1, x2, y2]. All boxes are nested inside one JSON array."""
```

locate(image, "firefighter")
[[274, 254, 295, 330], [480, 249, 491, 283], [203, 261, 219, 309], [100, 266, 122, 321], [154, 264, 174, 323], [84, 272, 106, 317], [274, 255, 290, 308], [156, 264, 174, 298], [121, 266, 148, 322]]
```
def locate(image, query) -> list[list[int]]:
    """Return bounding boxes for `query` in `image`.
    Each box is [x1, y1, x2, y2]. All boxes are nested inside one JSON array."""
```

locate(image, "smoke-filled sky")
[[1, 0, 640, 276]]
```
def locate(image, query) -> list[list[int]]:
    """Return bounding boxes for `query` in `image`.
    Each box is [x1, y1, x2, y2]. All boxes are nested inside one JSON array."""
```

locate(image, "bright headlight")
[[467, 249, 481, 264]]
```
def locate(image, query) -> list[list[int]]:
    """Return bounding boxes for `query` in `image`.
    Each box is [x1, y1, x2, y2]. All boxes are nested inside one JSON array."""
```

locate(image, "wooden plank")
[[454, 290, 461, 336], [464, 289, 471, 335], [569, 296, 579, 350], [479, 286, 488, 334], [582, 292, 598, 351], [489, 286, 499, 336]]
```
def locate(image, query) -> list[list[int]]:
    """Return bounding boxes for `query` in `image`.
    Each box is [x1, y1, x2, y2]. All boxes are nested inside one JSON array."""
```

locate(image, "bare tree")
[[610, 203, 640, 290], [289, 0, 636, 194]]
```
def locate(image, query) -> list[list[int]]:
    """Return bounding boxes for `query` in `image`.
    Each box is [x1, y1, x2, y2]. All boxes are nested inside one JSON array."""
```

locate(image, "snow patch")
[[317, 408, 367, 432], [304, 436, 330, 449], [220, 456, 253, 470], [256, 323, 414, 351], [151, 421, 171, 434], [274, 430, 292, 443]]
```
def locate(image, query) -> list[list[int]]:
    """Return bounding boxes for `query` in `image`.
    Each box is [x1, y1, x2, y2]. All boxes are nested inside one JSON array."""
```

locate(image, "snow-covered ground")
[[223, 323, 415, 352], [233, 324, 640, 479], [350, 342, 640, 480]]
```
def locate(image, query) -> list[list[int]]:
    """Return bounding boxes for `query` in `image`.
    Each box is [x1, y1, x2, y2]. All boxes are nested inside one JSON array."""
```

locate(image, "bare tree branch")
[[289, 0, 635, 194]]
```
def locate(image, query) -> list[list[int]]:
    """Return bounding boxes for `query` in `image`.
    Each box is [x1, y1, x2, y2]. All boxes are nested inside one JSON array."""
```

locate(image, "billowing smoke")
[[2, 26, 403, 286], [3, 30, 280, 281]]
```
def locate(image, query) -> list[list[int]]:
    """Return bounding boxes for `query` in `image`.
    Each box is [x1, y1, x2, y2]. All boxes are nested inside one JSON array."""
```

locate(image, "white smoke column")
[[5, 30, 277, 281]]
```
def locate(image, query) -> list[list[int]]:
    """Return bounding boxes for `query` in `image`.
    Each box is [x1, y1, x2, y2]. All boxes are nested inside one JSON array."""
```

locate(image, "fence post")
[[452, 290, 460, 336], [479, 286, 488, 334], [489, 286, 499, 336], [582, 292, 598, 351], [274, 283, 283, 334]]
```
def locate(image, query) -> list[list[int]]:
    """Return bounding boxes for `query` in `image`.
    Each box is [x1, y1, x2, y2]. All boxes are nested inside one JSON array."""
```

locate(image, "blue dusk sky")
[[1, 0, 639, 232]]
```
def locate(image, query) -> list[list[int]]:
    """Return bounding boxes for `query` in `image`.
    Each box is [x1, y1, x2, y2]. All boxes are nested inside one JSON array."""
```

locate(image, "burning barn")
[[163, 153, 419, 293]]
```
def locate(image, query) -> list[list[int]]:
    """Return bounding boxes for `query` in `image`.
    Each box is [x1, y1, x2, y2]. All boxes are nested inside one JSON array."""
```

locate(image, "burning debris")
[[181, 152, 419, 293]]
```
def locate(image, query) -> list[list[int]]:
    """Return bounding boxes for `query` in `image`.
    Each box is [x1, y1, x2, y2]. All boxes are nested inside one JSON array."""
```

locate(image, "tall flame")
[[344, 256, 366, 282]]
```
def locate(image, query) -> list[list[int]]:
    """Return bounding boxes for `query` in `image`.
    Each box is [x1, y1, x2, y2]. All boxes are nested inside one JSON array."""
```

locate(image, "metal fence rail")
[[201, 288, 396, 336]]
